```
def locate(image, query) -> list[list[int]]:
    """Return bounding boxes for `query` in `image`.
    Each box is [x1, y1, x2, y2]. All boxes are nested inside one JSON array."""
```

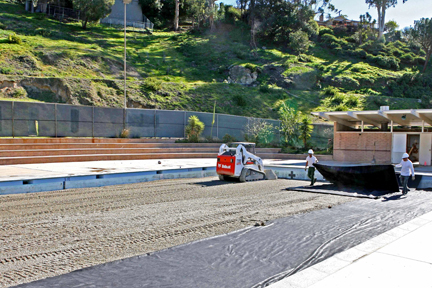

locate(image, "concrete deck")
[[2, 158, 432, 195]]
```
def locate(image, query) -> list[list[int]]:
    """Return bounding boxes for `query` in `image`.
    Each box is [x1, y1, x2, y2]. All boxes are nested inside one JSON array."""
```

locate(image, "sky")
[[217, 0, 432, 30]]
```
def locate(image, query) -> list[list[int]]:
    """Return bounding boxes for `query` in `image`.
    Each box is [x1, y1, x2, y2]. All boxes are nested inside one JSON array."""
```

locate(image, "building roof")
[[311, 109, 432, 128]]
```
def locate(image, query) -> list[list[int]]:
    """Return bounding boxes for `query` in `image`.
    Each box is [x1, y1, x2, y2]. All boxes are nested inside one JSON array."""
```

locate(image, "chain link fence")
[[0, 101, 282, 141]]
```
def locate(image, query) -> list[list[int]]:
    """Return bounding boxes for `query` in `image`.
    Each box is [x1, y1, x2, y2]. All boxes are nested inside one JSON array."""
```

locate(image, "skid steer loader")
[[216, 142, 277, 182]]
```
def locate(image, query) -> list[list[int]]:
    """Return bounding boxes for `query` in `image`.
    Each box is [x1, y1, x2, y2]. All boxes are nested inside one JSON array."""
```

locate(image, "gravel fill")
[[0, 177, 354, 287]]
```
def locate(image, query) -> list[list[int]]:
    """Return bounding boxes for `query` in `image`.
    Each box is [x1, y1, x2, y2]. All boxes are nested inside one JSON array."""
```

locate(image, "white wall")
[[419, 134, 432, 165], [392, 133, 407, 164]]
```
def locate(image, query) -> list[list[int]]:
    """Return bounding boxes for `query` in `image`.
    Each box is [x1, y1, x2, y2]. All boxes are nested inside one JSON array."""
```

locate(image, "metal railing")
[[46, 5, 82, 20], [101, 18, 154, 31]]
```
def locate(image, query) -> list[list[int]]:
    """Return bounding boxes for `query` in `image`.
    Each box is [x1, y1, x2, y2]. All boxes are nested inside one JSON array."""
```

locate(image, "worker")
[[305, 149, 318, 186], [395, 153, 415, 195]]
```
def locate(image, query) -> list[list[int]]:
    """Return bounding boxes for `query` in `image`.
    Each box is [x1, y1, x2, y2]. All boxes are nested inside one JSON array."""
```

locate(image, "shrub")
[[142, 77, 162, 92], [0, 23, 6, 30], [34, 13, 47, 20], [400, 53, 415, 64], [244, 63, 261, 73], [233, 94, 247, 106], [415, 57, 426, 65], [119, 128, 130, 138], [259, 84, 271, 93], [36, 28, 52, 37], [319, 27, 333, 36], [333, 26, 348, 37], [322, 86, 339, 96], [375, 55, 400, 70], [244, 118, 275, 145], [320, 33, 338, 44], [289, 30, 310, 54], [8, 33, 22, 44], [222, 133, 236, 143], [225, 6, 241, 22], [12, 87, 27, 98], [185, 115, 205, 142]]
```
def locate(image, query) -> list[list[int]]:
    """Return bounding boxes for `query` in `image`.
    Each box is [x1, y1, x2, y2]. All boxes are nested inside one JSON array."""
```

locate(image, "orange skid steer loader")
[[216, 142, 277, 182]]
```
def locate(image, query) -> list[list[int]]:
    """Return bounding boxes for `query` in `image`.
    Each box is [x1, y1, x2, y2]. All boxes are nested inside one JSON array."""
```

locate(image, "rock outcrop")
[[227, 65, 258, 85]]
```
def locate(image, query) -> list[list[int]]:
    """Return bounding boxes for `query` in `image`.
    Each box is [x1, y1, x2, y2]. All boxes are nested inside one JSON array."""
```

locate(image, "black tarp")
[[15, 191, 432, 288], [314, 163, 400, 193]]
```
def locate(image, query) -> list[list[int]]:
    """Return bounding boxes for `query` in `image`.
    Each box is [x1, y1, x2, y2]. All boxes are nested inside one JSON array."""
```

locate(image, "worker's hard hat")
[[308, 149, 314, 154], [402, 153, 409, 159]]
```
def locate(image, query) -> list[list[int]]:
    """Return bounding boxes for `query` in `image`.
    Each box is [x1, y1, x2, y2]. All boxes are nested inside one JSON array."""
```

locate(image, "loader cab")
[[229, 142, 256, 155]]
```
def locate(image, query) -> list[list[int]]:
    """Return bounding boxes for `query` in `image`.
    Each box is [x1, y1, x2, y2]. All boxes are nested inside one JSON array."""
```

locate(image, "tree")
[[289, 29, 310, 54], [72, 0, 115, 29], [365, 0, 407, 39], [279, 102, 302, 146], [173, 0, 179, 31], [299, 115, 313, 147], [354, 12, 375, 44], [185, 0, 206, 28], [185, 115, 205, 142], [411, 18, 432, 73], [254, 0, 315, 45], [244, 118, 275, 145]]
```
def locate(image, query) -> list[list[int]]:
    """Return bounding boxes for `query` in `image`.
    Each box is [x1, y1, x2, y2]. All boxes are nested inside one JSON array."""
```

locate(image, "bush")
[[400, 53, 415, 64], [142, 77, 162, 91], [244, 118, 275, 145], [12, 87, 27, 98], [244, 63, 261, 73], [319, 27, 333, 36], [320, 33, 338, 44], [119, 128, 130, 138], [415, 57, 426, 65], [8, 33, 22, 44], [375, 55, 400, 70], [34, 13, 47, 20], [36, 28, 52, 37], [185, 115, 205, 142], [289, 30, 310, 54], [222, 134, 236, 143], [233, 94, 247, 106], [0, 23, 6, 30], [322, 86, 339, 96], [225, 6, 241, 22]]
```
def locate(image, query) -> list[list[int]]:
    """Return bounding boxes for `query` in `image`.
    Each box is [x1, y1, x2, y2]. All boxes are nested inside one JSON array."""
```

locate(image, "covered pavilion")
[[312, 107, 432, 165]]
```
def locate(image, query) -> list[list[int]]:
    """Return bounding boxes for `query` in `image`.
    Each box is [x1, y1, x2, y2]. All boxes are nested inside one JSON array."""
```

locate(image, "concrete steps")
[[0, 138, 285, 165]]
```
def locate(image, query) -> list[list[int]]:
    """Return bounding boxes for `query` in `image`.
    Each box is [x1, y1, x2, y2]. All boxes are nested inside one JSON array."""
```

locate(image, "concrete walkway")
[[269, 210, 432, 288]]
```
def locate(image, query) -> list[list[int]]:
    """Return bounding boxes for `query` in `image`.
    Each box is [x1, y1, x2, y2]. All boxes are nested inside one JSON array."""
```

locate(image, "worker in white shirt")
[[305, 149, 318, 186], [395, 153, 415, 195]]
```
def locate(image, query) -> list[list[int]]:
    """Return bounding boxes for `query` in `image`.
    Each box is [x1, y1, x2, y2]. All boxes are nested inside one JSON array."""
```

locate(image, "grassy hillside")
[[0, 0, 431, 120]]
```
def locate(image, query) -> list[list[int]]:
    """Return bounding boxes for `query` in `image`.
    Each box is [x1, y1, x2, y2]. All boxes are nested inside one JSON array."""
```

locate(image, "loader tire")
[[218, 174, 226, 181]]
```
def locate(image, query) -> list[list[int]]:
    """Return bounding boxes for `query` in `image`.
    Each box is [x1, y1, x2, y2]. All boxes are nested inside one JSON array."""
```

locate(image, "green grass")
[[1, 0, 430, 119]]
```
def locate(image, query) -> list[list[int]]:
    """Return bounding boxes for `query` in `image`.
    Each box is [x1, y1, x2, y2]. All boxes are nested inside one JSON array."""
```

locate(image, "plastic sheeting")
[[314, 163, 400, 192], [16, 192, 432, 288]]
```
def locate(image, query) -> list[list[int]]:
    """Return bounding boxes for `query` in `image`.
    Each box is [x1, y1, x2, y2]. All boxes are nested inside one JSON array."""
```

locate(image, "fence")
[[100, 18, 154, 31], [46, 5, 82, 20], [0, 101, 334, 145], [0, 101, 283, 141]]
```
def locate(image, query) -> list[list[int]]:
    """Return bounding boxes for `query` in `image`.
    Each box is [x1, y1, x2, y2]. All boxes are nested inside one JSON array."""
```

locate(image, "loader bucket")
[[265, 169, 278, 180]]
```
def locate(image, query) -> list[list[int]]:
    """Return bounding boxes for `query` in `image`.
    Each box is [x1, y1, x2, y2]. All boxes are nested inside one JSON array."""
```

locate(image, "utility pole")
[[123, 0, 132, 129]]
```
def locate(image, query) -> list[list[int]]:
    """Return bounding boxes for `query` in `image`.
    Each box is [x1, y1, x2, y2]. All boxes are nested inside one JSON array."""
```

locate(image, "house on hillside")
[[100, 0, 153, 30], [316, 15, 375, 32]]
